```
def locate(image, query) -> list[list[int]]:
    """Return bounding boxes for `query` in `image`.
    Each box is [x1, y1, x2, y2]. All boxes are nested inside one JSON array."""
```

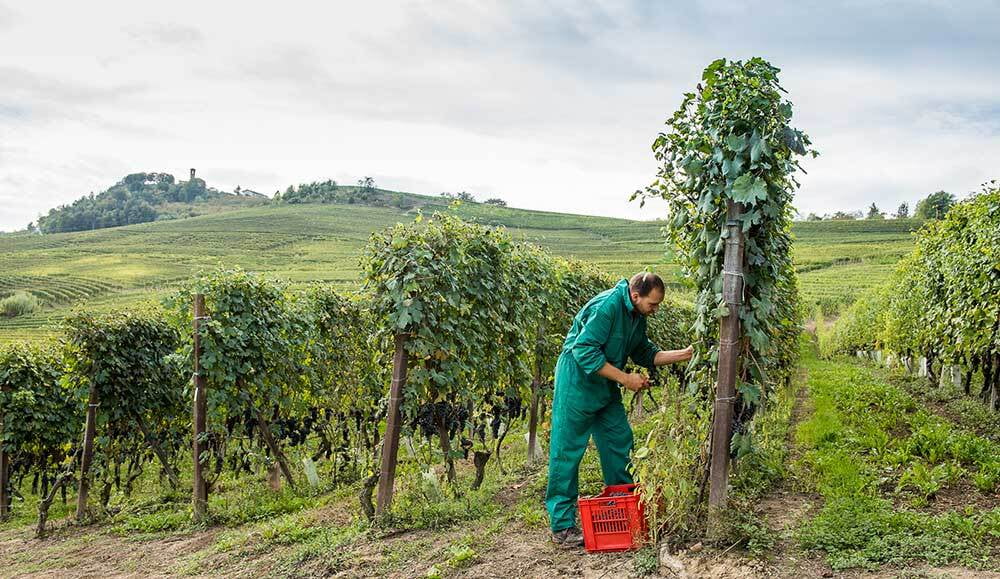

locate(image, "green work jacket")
[[557, 279, 661, 410]]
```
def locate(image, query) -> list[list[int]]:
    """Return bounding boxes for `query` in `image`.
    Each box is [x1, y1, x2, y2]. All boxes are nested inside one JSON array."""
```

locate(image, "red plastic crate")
[[578, 483, 648, 553]]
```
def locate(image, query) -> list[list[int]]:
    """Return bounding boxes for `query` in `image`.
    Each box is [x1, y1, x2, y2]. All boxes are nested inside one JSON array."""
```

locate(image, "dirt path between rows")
[[755, 370, 831, 578]]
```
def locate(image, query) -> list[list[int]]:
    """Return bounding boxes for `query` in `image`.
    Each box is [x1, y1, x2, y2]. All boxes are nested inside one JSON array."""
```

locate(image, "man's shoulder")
[[587, 286, 624, 316]]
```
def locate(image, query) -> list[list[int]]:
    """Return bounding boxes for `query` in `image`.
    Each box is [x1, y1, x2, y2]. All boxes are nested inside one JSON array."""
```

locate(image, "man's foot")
[[551, 526, 584, 549]]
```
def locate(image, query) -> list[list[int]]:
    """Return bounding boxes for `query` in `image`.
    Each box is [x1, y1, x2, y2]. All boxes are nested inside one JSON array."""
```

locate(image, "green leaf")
[[750, 136, 767, 163], [782, 126, 807, 155], [726, 133, 747, 152], [684, 158, 704, 176], [738, 381, 761, 406], [730, 175, 754, 203], [732, 175, 768, 204]]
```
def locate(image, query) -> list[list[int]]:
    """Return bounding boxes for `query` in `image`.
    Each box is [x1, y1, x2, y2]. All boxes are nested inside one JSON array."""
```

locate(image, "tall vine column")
[[633, 57, 815, 537], [708, 201, 745, 533]]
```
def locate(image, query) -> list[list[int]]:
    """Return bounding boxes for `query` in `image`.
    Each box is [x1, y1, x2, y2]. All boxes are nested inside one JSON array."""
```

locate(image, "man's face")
[[631, 288, 664, 317]]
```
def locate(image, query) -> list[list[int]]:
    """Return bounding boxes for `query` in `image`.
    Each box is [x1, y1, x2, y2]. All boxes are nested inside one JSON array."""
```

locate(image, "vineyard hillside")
[[0, 197, 922, 343]]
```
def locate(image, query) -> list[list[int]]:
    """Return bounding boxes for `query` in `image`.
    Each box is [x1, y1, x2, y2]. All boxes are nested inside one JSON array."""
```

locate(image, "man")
[[546, 272, 694, 548]]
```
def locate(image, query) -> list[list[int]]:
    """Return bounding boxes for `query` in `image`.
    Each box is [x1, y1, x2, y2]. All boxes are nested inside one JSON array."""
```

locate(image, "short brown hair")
[[629, 272, 665, 297]]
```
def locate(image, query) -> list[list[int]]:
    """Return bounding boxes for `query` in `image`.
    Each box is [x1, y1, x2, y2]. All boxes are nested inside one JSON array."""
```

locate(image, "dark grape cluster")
[[411, 401, 469, 440]]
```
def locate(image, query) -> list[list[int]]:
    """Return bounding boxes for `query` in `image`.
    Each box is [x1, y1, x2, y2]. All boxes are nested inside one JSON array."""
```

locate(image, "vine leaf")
[[731, 175, 768, 204], [737, 381, 761, 406], [750, 135, 770, 163], [726, 133, 747, 152]]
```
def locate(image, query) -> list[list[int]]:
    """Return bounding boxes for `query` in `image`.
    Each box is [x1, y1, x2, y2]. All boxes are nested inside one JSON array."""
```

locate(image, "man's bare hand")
[[653, 346, 696, 366], [621, 373, 649, 392]]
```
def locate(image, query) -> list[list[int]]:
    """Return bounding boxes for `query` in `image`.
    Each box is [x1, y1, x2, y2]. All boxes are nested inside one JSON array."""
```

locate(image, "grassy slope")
[[0, 195, 923, 343], [795, 341, 1000, 571]]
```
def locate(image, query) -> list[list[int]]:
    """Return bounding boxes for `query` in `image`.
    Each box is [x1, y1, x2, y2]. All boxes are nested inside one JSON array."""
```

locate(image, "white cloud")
[[0, 0, 997, 230]]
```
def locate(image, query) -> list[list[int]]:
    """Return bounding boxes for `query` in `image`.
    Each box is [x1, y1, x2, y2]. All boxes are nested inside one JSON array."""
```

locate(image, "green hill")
[[0, 195, 924, 343], [32, 171, 271, 234]]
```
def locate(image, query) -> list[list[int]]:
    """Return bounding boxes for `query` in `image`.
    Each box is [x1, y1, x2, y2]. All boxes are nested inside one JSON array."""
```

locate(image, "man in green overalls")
[[546, 272, 693, 548]]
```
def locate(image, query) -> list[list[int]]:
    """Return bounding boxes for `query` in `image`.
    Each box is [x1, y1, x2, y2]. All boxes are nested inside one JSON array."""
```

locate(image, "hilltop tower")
[[190, 168, 196, 180]]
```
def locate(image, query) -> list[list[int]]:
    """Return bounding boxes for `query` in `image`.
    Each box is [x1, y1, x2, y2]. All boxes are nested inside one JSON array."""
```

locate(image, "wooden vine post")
[[527, 330, 543, 462], [0, 382, 8, 519], [76, 381, 99, 521], [375, 333, 408, 517], [527, 377, 541, 462], [192, 293, 208, 522], [708, 200, 745, 534]]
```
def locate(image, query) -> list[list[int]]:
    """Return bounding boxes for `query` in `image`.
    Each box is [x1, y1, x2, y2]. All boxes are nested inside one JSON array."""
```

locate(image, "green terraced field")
[[0, 195, 924, 343], [791, 218, 923, 312]]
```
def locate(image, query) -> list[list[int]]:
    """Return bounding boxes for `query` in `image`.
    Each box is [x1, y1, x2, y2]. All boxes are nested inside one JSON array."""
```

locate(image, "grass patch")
[[794, 346, 1000, 571], [731, 364, 800, 501]]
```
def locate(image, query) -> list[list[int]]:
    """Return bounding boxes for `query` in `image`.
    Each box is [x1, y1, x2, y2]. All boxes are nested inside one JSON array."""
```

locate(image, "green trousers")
[[545, 354, 634, 532]]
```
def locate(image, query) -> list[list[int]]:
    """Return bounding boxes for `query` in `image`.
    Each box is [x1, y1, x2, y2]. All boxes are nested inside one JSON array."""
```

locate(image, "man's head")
[[628, 272, 665, 316]]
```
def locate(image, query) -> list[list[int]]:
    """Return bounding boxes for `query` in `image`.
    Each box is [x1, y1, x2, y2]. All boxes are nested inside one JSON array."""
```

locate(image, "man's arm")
[[653, 345, 694, 366], [597, 363, 648, 392], [571, 305, 649, 392]]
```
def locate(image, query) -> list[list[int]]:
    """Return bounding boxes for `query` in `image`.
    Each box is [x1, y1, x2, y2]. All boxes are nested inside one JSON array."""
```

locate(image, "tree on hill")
[[830, 211, 857, 220], [806, 213, 822, 221], [484, 198, 507, 207], [439, 191, 476, 202], [357, 177, 376, 195], [122, 172, 174, 192], [277, 180, 337, 204], [36, 172, 227, 233], [914, 190, 956, 219], [275, 179, 395, 206], [867, 203, 885, 219], [895, 202, 909, 219]]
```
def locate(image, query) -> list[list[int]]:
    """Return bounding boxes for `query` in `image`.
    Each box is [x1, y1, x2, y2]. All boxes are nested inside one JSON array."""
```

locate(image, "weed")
[[631, 545, 660, 575], [973, 461, 1000, 493], [115, 508, 191, 534], [720, 505, 778, 558], [904, 421, 954, 464], [446, 544, 477, 568], [514, 500, 546, 528], [895, 462, 964, 506], [795, 350, 999, 571]]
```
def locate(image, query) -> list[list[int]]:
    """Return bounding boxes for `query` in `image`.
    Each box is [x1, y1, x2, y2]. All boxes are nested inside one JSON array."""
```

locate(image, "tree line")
[[803, 190, 957, 221]]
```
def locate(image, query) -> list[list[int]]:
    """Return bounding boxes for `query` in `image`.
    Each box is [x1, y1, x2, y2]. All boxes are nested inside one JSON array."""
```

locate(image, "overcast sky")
[[1, 1, 998, 231]]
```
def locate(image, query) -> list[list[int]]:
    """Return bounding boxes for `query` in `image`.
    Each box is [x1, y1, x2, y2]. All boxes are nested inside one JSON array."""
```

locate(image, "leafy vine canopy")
[[636, 58, 815, 401]]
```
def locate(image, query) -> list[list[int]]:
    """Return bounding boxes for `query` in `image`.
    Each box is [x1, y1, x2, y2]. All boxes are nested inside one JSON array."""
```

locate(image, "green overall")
[[545, 279, 660, 532]]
